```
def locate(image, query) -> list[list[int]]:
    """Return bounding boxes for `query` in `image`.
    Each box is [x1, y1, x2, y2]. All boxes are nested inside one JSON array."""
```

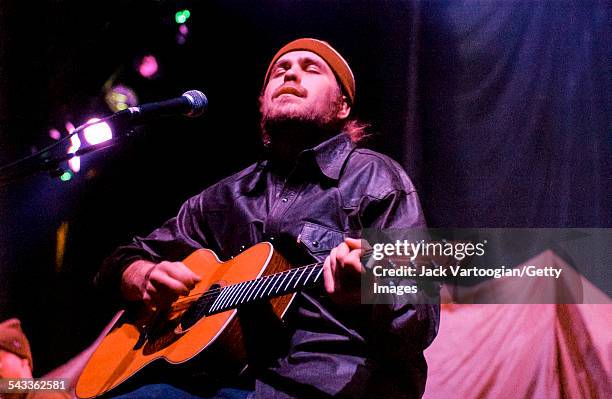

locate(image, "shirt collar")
[[241, 133, 355, 194], [241, 159, 268, 194], [309, 132, 356, 180]]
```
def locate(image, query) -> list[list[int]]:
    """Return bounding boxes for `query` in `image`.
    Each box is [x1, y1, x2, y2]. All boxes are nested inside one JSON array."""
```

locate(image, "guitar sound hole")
[[179, 283, 222, 331]]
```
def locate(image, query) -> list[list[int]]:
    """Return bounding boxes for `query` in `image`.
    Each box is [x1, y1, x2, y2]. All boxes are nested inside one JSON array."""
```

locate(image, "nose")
[[283, 64, 301, 83]]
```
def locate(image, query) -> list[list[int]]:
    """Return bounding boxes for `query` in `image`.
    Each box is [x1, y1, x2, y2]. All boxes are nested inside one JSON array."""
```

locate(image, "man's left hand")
[[323, 237, 364, 305]]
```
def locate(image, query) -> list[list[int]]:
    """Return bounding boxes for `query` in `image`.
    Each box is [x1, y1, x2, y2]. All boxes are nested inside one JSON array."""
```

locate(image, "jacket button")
[[312, 240, 319, 248]]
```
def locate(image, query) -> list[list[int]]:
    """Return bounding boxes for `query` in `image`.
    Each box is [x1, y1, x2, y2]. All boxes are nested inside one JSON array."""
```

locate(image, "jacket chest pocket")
[[298, 222, 345, 262]]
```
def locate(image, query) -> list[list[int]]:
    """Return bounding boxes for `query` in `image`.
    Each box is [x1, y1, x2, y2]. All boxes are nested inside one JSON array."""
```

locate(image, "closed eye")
[[271, 67, 286, 78], [271, 60, 291, 78], [300, 57, 325, 73]]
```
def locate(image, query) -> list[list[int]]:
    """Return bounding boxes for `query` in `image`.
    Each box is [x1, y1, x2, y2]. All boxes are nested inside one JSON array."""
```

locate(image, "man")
[[0, 319, 33, 383], [96, 38, 439, 398], [0, 318, 71, 399], [0, 318, 33, 399]]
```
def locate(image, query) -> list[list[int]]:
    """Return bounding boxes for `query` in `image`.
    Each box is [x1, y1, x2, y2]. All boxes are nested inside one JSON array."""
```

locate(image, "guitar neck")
[[180, 247, 373, 326], [206, 262, 324, 315]]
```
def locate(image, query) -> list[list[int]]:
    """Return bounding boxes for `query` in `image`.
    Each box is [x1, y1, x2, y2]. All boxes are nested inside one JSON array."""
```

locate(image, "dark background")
[[0, 0, 609, 374]]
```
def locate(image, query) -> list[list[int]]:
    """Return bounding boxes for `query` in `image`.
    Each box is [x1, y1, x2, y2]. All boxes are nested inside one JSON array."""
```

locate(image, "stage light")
[[175, 9, 191, 24], [104, 85, 138, 112], [83, 118, 113, 145], [60, 171, 73, 182], [67, 133, 81, 173], [138, 55, 159, 79], [68, 156, 81, 173]]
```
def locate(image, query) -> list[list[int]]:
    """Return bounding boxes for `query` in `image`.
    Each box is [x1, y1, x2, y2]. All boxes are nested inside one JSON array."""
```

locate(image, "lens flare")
[[138, 55, 159, 78], [104, 85, 138, 112], [175, 9, 191, 24]]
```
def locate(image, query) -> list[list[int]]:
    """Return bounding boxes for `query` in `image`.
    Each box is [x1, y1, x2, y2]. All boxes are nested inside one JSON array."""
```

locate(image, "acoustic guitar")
[[76, 242, 329, 398]]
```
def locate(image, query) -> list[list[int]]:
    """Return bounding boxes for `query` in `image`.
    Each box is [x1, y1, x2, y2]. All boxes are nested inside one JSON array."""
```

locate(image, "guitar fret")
[[231, 282, 247, 306], [269, 273, 285, 296], [210, 287, 229, 313], [283, 269, 297, 291], [225, 282, 246, 310], [314, 266, 324, 281], [252, 275, 269, 299], [219, 284, 239, 311], [212, 285, 233, 312], [263, 274, 279, 298], [303, 265, 317, 286], [275, 269, 291, 295], [245, 277, 264, 303], [237, 280, 256, 304], [254, 276, 269, 299], [235, 281, 252, 305], [293, 266, 309, 289], [234, 282, 251, 307]]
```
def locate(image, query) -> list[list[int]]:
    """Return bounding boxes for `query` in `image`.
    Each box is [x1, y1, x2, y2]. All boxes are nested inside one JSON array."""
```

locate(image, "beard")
[[259, 94, 345, 152]]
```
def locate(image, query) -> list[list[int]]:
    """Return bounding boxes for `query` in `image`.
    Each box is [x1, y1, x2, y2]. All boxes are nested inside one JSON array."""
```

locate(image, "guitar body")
[[76, 242, 295, 398]]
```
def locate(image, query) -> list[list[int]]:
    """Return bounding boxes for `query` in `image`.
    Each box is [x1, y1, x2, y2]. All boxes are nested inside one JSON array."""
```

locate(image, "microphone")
[[110, 90, 208, 125]]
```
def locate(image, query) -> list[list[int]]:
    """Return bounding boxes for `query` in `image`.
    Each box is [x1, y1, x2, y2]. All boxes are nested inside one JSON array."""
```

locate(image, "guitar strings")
[[165, 263, 323, 316], [172, 247, 375, 304], [172, 261, 323, 306], [166, 248, 374, 313]]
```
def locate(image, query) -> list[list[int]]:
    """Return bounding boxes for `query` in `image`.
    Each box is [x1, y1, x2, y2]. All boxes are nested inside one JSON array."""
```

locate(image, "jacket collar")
[[310, 132, 355, 180], [241, 133, 355, 194]]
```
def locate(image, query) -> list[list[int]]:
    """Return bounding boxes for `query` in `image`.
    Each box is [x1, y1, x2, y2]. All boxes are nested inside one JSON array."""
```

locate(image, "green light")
[[60, 171, 72, 182], [175, 9, 191, 24]]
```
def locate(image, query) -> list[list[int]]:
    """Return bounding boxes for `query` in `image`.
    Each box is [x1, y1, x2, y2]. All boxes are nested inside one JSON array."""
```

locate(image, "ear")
[[336, 95, 351, 120]]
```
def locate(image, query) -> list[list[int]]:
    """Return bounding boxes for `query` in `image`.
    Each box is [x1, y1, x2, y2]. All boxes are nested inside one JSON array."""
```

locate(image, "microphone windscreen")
[[182, 90, 208, 117]]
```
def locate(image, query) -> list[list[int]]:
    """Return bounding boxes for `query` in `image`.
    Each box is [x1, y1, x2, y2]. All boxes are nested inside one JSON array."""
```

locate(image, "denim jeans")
[[109, 384, 253, 399]]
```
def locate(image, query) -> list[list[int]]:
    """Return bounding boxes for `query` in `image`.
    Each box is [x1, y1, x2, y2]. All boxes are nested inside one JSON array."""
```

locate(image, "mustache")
[[272, 84, 307, 99]]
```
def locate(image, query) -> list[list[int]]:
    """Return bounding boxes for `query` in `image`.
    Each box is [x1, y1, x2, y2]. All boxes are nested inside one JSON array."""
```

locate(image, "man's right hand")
[[121, 260, 201, 311]]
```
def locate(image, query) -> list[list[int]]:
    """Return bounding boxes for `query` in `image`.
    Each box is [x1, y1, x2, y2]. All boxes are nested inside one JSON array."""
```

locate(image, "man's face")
[[260, 50, 350, 125], [0, 349, 32, 379]]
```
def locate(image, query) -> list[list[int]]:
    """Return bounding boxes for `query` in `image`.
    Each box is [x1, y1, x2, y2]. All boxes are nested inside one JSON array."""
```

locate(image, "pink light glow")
[[68, 133, 81, 173], [138, 55, 159, 78], [176, 24, 189, 45], [49, 128, 61, 140], [83, 118, 113, 145], [65, 121, 76, 133]]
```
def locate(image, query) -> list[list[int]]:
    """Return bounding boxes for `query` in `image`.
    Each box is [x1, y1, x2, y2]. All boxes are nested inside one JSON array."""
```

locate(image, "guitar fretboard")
[[179, 248, 373, 330], [208, 262, 324, 314]]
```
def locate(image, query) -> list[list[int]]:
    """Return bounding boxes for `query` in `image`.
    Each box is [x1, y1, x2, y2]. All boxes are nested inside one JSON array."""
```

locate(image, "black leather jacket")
[[96, 133, 439, 399]]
